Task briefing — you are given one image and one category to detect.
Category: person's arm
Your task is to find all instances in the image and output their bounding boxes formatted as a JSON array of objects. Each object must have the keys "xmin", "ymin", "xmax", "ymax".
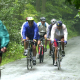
[
  {"xmin": 46, "ymin": 22, "xmax": 49, "ymax": 32},
  {"xmin": 63, "ymin": 25, "xmax": 68, "ymax": 41},
  {"xmin": 21, "ymin": 22, "xmax": 26, "ymax": 38},
  {"xmin": 47, "ymin": 25, "xmax": 50, "ymax": 39},
  {"xmin": 51, "ymin": 25, "xmax": 56, "ymax": 41},
  {"xmin": 33, "ymin": 24, "xmax": 39, "ymax": 40},
  {"xmin": 22, "ymin": 24, "xmax": 27, "ymax": 40}
]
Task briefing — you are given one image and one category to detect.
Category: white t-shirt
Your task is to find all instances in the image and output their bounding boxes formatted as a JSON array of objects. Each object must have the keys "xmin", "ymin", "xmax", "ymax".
[{"xmin": 51, "ymin": 24, "xmax": 68, "ymax": 41}]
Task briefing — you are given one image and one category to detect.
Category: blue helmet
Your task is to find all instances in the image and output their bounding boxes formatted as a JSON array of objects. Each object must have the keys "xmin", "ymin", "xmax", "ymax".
[{"xmin": 56, "ymin": 21, "xmax": 62, "ymax": 26}]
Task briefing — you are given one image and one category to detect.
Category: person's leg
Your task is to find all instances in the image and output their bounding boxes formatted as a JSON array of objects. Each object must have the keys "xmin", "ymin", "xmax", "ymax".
[
  {"xmin": 38, "ymin": 40, "xmax": 41, "ymax": 53},
  {"xmin": 23, "ymin": 41, "xmax": 28, "ymax": 56},
  {"xmin": 61, "ymin": 38, "xmax": 64, "ymax": 50},
  {"xmin": 49, "ymin": 40, "xmax": 51, "ymax": 56},
  {"xmin": 32, "ymin": 43, "xmax": 37, "ymax": 65},
  {"xmin": 61, "ymin": 38, "xmax": 65, "ymax": 56},
  {"xmin": 44, "ymin": 34, "xmax": 47, "ymax": 52},
  {"xmin": 54, "ymin": 39, "xmax": 58, "ymax": 66},
  {"xmin": 54, "ymin": 47, "xmax": 57, "ymax": 62}
]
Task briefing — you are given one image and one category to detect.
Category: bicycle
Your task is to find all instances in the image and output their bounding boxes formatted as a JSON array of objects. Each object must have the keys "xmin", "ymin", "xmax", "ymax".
[
  {"xmin": 51, "ymin": 41, "xmax": 65, "ymax": 70},
  {"xmin": 51, "ymin": 42, "xmax": 55, "ymax": 65},
  {"xmin": 38, "ymin": 30, "xmax": 46, "ymax": 63},
  {"xmin": 57, "ymin": 41, "xmax": 65, "ymax": 70},
  {"xmin": 25, "ymin": 40, "xmax": 34, "ymax": 70}
]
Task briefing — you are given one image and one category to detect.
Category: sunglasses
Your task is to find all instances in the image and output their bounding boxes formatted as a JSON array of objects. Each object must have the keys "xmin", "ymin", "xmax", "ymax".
[{"xmin": 28, "ymin": 21, "xmax": 33, "ymax": 24}]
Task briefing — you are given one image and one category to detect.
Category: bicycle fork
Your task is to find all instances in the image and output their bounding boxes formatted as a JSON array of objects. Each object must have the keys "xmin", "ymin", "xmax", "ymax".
[{"xmin": 39, "ymin": 45, "xmax": 44, "ymax": 55}]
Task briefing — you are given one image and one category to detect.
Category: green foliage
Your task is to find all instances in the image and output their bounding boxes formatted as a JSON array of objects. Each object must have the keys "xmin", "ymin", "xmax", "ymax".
[
  {"xmin": 22, "ymin": 3, "xmax": 38, "ymax": 22},
  {"xmin": 65, "ymin": 0, "xmax": 80, "ymax": 9},
  {"xmin": 2, "ymin": 41, "xmax": 25, "ymax": 65}
]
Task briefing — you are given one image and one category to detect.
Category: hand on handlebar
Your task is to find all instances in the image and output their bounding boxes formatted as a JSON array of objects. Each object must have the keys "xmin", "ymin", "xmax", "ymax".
[
  {"xmin": 64, "ymin": 41, "xmax": 67, "ymax": 44},
  {"xmin": 33, "ymin": 39, "xmax": 37, "ymax": 42}
]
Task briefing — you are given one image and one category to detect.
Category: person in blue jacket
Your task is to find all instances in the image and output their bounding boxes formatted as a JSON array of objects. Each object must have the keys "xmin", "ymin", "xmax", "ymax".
[
  {"xmin": 47, "ymin": 19, "xmax": 57, "ymax": 56},
  {"xmin": 0, "ymin": 20, "xmax": 9, "ymax": 64},
  {"xmin": 22, "ymin": 17, "xmax": 40, "ymax": 65}
]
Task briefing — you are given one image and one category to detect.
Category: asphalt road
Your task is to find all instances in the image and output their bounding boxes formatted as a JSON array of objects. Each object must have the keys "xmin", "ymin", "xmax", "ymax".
[{"xmin": 1, "ymin": 36, "xmax": 80, "ymax": 80}]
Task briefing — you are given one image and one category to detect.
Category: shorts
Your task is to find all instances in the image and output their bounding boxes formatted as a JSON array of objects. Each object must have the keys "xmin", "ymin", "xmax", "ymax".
[
  {"xmin": 54, "ymin": 37, "xmax": 64, "ymax": 47},
  {"xmin": 32, "ymin": 41, "xmax": 37, "ymax": 46}
]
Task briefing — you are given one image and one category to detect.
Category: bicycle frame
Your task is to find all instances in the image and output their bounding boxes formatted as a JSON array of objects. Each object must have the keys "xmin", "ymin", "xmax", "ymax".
[
  {"xmin": 57, "ymin": 41, "xmax": 63, "ymax": 70},
  {"xmin": 51, "ymin": 43, "xmax": 55, "ymax": 65},
  {"xmin": 26, "ymin": 40, "xmax": 33, "ymax": 70},
  {"xmin": 39, "ymin": 37, "xmax": 45, "ymax": 63}
]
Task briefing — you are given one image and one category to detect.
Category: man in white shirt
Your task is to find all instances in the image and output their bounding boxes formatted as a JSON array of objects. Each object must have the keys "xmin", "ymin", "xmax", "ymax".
[{"xmin": 51, "ymin": 21, "xmax": 68, "ymax": 66}]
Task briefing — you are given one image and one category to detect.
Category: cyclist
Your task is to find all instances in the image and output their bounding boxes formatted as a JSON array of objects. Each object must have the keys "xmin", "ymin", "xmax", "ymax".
[
  {"xmin": 0, "ymin": 20, "xmax": 9, "ymax": 65},
  {"xmin": 37, "ymin": 17, "xmax": 49, "ymax": 53},
  {"xmin": 22, "ymin": 17, "xmax": 40, "ymax": 65},
  {"xmin": 47, "ymin": 19, "xmax": 57, "ymax": 56},
  {"xmin": 51, "ymin": 21, "xmax": 68, "ymax": 66}
]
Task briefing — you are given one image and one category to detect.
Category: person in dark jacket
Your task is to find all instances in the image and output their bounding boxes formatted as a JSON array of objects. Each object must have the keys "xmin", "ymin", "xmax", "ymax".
[{"xmin": 47, "ymin": 19, "xmax": 57, "ymax": 56}]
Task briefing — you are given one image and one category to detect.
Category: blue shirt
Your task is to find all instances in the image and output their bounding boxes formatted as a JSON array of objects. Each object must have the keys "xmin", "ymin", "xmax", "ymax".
[{"xmin": 22, "ymin": 21, "xmax": 40, "ymax": 40}]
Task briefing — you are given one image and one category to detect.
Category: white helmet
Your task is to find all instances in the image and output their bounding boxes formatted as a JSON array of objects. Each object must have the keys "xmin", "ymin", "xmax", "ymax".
[{"xmin": 51, "ymin": 19, "xmax": 56, "ymax": 24}]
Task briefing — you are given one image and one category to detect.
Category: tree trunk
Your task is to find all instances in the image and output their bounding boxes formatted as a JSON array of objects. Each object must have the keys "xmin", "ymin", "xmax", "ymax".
[
  {"xmin": 41, "ymin": 0, "xmax": 46, "ymax": 14},
  {"xmin": 36, "ymin": 0, "xmax": 40, "ymax": 12}
]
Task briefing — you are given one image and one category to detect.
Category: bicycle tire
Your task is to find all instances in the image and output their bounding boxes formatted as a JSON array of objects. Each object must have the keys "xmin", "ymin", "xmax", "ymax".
[
  {"xmin": 52, "ymin": 47, "xmax": 55, "ymax": 65},
  {"xmin": 39, "ymin": 47, "xmax": 42, "ymax": 63},
  {"xmin": 30, "ymin": 51, "xmax": 33, "ymax": 69},
  {"xmin": 57, "ymin": 51, "xmax": 60, "ymax": 70},
  {"xmin": 27, "ymin": 57, "xmax": 30, "ymax": 70},
  {"xmin": 27, "ymin": 50, "xmax": 32, "ymax": 70},
  {"xmin": 42, "ymin": 46, "xmax": 44, "ymax": 63}
]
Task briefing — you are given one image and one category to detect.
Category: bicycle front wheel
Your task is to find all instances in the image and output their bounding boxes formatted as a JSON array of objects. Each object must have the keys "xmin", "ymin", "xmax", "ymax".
[
  {"xmin": 39, "ymin": 47, "xmax": 42, "ymax": 63},
  {"xmin": 57, "ymin": 51, "xmax": 61, "ymax": 70},
  {"xmin": 27, "ymin": 57, "xmax": 30, "ymax": 70},
  {"xmin": 30, "ymin": 52, "xmax": 33, "ymax": 68}
]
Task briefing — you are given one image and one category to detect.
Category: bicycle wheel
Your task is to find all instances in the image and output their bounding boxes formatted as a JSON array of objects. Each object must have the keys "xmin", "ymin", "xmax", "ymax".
[
  {"xmin": 41, "ymin": 46, "xmax": 44, "ymax": 63},
  {"xmin": 57, "ymin": 51, "xmax": 60, "ymax": 70},
  {"xmin": 52, "ymin": 47, "xmax": 55, "ymax": 65},
  {"xmin": 27, "ymin": 57, "xmax": 30, "ymax": 70},
  {"xmin": 30, "ymin": 51, "xmax": 33, "ymax": 69},
  {"xmin": 27, "ymin": 50, "xmax": 31, "ymax": 70},
  {"xmin": 39, "ymin": 47, "xmax": 42, "ymax": 63}
]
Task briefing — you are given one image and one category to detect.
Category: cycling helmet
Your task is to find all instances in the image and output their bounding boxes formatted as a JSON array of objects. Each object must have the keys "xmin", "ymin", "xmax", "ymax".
[
  {"xmin": 26, "ymin": 17, "xmax": 34, "ymax": 21},
  {"xmin": 40, "ymin": 17, "xmax": 46, "ymax": 21},
  {"xmin": 51, "ymin": 19, "xmax": 56, "ymax": 24},
  {"xmin": 56, "ymin": 21, "xmax": 62, "ymax": 26}
]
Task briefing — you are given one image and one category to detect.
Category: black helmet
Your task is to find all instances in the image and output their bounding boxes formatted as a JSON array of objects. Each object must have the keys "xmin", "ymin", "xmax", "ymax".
[{"xmin": 40, "ymin": 17, "xmax": 46, "ymax": 21}]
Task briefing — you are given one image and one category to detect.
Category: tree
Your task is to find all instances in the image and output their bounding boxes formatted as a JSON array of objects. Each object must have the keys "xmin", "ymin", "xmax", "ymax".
[
  {"xmin": 41, "ymin": 0, "xmax": 46, "ymax": 14},
  {"xmin": 36, "ymin": 0, "xmax": 40, "ymax": 12},
  {"xmin": 65, "ymin": 0, "xmax": 80, "ymax": 9}
]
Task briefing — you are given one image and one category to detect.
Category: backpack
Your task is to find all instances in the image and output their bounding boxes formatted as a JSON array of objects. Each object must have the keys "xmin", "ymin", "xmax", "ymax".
[{"xmin": 39, "ymin": 22, "xmax": 46, "ymax": 27}]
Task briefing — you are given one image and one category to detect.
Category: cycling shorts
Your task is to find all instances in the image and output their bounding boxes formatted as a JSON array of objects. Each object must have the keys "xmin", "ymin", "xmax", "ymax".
[
  {"xmin": 54, "ymin": 37, "xmax": 64, "ymax": 47},
  {"xmin": 32, "ymin": 41, "xmax": 37, "ymax": 46}
]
